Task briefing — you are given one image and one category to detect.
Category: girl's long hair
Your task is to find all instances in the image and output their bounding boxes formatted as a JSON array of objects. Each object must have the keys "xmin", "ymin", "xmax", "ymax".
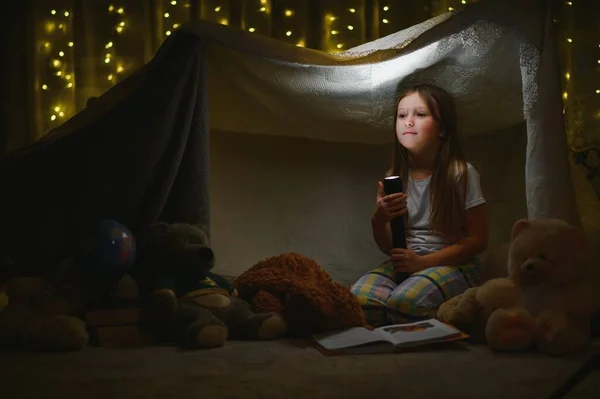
[{"xmin": 389, "ymin": 84, "xmax": 468, "ymax": 240}]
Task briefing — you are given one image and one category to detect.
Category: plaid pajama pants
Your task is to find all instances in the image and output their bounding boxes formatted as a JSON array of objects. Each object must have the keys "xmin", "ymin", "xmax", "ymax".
[{"xmin": 350, "ymin": 259, "xmax": 481, "ymax": 327}]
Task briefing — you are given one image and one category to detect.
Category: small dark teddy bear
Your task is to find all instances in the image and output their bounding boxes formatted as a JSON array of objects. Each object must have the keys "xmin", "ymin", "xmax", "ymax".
[
  {"xmin": 141, "ymin": 221, "xmax": 287, "ymax": 349},
  {"xmin": 235, "ymin": 252, "xmax": 366, "ymax": 338}
]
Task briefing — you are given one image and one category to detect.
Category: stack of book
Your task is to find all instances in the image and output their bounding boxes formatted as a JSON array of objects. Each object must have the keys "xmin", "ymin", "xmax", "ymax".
[{"xmin": 84, "ymin": 304, "xmax": 157, "ymax": 348}]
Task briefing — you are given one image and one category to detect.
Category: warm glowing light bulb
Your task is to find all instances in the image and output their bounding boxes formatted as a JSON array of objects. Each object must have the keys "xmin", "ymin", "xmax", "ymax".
[
  {"xmin": 259, "ymin": 7, "xmax": 266, "ymax": 12},
  {"xmin": 284, "ymin": 9, "xmax": 293, "ymax": 17},
  {"xmin": 51, "ymin": 9, "xmax": 56, "ymax": 15},
  {"xmin": 566, "ymin": 72, "xmax": 571, "ymax": 80},
  {"xmin": 383, "ymin": 6, "xmax": 389, "ymax": 11},
  {"xmin": 347, "ymin": 25, "xmax": 354, "ymax": 30},
  {"xmin": 215, "ymin": 6, "xmax": 221, "ymax": 12},
  {"xmin": 64, "ymin": 11, "xmax": 70, "ymax": 17},
  {"xmin": 117, "ymin": 7, "xmax": 124, "ymax": 14},
  {"xmin": 166, "ymin": 30, "xmax": 172, "ymax": 36},
  {"xmin": 286, "ymin": 31, "xmax": 292, "ymax": 36},
  {"xmin": 108, "ymin": 74, "xmax": 114, "ymax": 81},
  {"xmin": 105, "ymin": 57, "xmax": 111, "ymax": 63},
  {"xmin": 116, "ymin": 65, "xmax": 124, "ymax": 73},
  {"xmin": 349, "ymin": 8, "xmax": 356, "ymax": 13},
  {"xmin": 54, "ymin": 106, "xmax": 60, "ymax": 112},
  {"xmin": 58, "ymin": 51, "xmax": 65, "ymax": 57},
  {"xmin": 567, "ymin": 38, "xmax": 572, "ymax": 42},
  {"xmin": 108, "ymin": 5, "xmax": 114, "ymax": 12},
  {"xmin": 106, "ymin": 42, "xmax": 113, "ymax": 49},
  {"xmin": 68, "ymin": 41, "xmax": 74, "ymax": 47},
  {"xmin": 42, "ymin": 84, "xmax": 48, "ymax": 90},
  {"xmin": 337, "ymin": 43, "xmax": 344, "ymax": 49},
  {"xmin": 248, "ymin": 27, "xmax": 256, "ymax": 32},
  {"xmin": 164, "ymin": 12, "xmax": 170, "ymax": 18},
  {"xmin": 116, "ymin": 26, "xmax": 123, "ymax": 33},
  {"xmin": 382, "ymin": 19, "xmax": 389, "ymax": 23},
  {"xmin": 171, "ymin": 0, "xmax": 177, "ymax": 4},
  {"xmin": 51, "ymin": 115, "xmax": 57, "ymax": 121},
  {"xmin": 67, "ymin": 82, "xmax": 73, "ymax": 88}
]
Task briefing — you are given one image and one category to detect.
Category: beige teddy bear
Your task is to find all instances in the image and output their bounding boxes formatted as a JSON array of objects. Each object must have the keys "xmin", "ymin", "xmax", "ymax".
[{"xmin": 437, "ymin": 218, "xmax": 599, "ymax": 356}]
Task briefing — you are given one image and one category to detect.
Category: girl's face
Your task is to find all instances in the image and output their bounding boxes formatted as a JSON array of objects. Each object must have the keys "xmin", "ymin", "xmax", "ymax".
[{"xmin": 395, "ymin": 92, "xmax": 442, "ymax": 156}]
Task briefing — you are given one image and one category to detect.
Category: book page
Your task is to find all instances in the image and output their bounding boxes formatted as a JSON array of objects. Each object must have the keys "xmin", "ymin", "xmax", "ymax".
[
  {"xmin": 312, "ymin": 327, "xmax": 392, "ymax": 351},
  {"xmin": 375, "ymin": 319, "xmax": 460, "ymax": 347}
]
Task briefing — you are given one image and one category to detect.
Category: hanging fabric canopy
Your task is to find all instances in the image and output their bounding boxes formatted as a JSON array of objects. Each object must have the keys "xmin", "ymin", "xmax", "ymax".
[{"xmin": 0, "ymin": 0, "xmax": 596, "ymax": 283}]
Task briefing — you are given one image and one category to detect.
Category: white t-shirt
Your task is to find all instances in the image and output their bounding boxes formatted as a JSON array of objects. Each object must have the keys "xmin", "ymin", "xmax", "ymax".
[{"xmin": 405, "ymin": 162, "xmax": 486, "ymax": 256}]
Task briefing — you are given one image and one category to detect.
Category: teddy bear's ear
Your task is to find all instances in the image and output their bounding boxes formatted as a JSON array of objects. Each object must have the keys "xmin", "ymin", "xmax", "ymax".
[{"xmin": 511, "ymin": 218, "xmax": 530, "ymax": 240}]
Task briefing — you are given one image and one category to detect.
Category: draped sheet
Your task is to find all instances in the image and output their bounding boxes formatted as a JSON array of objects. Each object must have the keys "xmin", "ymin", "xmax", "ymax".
[
  {"xmin": 191, "ymin": 0, "xmax": 579, "ymax": 225},
  {"xmin": 0, "ymin": 0, "xmax": 594, "ymax": 282}
]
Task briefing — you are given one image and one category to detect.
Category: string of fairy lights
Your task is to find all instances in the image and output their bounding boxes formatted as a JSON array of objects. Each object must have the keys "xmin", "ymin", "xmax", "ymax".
[
  {"xmin": 105, "ymin": 5, "xmax": 128, "ymax": 86},
  {"xmin": 559, "ymin": 0, "xmax": 600, "ymax": 149},
  {"xmin": 278, "ymin": 6, "xmax": 305, "ymax": 48},
  {"xmin": 38, "ymin": 8, "xmax": 75, "ymax": 133},
  {"xmin": 242, "ymin": 0, "xmax": 270, "ymax": 37},
  {"xmin": 323, "ymin": 4, "xmax": 363, "ymax": 53},
  {"xmin": 162, "ymin": 0, "xmax": 191, "ymax": 39},
  {"xmin": 202, "ymin": 0, "xmax": 230, "ymax": 27}
]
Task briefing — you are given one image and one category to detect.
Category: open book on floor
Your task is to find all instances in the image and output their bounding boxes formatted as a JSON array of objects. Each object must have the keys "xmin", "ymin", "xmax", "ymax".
[{"xmin": 312, "ymin": 319, "xmax": 469, "ymax": 355}]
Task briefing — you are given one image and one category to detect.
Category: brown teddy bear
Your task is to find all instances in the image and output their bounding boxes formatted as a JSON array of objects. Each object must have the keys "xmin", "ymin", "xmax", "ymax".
[
  {"xmin": 139, "ymin": 222, "xmax": 287, "ymax": 349},
  {"xmin": 0, "ymin": 276, "xmax": 88, "ymax": 351},
  {"xmin": 235, "ymin": 252, "xmax": 366, "ymax": 338},
  {"xmin": 437, "ymin": 218, "xmax": 599, "ymax": 356}
]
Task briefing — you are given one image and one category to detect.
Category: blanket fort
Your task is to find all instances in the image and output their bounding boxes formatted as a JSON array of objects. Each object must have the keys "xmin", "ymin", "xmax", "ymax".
[{"xmin": 0, "ymin": 0, "xmax": 588, "ymax": 281}]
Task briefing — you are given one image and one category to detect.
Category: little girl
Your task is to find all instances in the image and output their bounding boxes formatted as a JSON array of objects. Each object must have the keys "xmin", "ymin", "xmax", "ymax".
[{"xmin": 351, "ymin": 84, "xmax": 489, "ymax": 327}]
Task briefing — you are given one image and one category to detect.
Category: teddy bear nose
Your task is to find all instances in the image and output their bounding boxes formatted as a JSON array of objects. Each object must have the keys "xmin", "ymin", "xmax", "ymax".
[{"xmin": 521, "ymin": 260, "xmax": 535, "ymax": 273}]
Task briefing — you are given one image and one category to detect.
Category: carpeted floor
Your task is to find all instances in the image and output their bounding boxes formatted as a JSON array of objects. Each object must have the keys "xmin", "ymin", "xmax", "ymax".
[{"xmin": 1, "ymin": 339, "xmax": 598, "ymax": 399}]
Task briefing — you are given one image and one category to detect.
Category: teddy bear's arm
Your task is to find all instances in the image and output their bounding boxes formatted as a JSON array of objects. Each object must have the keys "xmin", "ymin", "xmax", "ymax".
[
  {"xmin": 475, "ymin": 277, "xmax": 521, "ymax": 311},
  {"xmin": 151, "ymin": 276, "xmax": 178, "ymax": 297},
  {"xmin": 437, "ymin": 287, "xmax": 480, "ymax": 329}
]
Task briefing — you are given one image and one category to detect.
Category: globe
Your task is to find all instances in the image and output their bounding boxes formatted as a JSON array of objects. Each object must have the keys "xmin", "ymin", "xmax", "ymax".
[{"xmin": 76, "ymin": 218, "xmax": 137, "ymax": 288}]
